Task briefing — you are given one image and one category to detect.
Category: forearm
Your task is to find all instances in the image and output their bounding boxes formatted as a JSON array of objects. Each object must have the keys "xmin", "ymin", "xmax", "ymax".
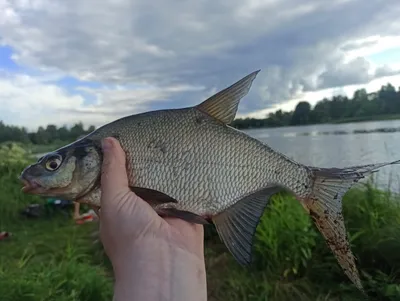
[{"xmin": 111, "ymin": 238, "xmax": 207, "ymax": 301}]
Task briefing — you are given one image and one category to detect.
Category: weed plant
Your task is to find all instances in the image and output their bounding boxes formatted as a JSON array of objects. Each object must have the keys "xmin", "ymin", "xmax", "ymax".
[{"xmin": 1, "ymin": 151, "xmax": 399, "ymax": 300}]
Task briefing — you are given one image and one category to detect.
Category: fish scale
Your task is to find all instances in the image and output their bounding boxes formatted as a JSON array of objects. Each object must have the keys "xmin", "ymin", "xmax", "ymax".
[
  {"xmin": 90, "ymin": 107, "xmax": 303, "ymax": 215},
  {"xmin": 19, "ymin": 69, "xmax": 400, "ymax": 297}
]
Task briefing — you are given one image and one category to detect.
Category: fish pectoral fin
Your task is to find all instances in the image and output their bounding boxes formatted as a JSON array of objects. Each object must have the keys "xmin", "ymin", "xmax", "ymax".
[
  {"xmin": 212, "ymin": 186, "xmax": 281, "ymax": 266},
  {"xmin": 159, "ymin": 208, "xmax": 210, "ymax": 224},
  {"xmin": 130, "ymin": 186, "xmax": 178, "ymax": 205},
  {"xmin": 196, "ymin": 70, "xmax": 260, "ymax": 124}
]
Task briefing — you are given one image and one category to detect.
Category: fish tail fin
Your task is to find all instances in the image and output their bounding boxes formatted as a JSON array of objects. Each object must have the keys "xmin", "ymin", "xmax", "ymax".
[{"xmin": 300, "ymin": 159, "xmax": 400, "ymax": 294}]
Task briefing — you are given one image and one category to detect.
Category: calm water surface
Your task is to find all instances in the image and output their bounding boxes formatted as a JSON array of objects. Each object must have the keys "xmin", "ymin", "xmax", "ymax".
[{"xmin": 243, "ymin": 120, "xmax": 400, "ymax": 193}]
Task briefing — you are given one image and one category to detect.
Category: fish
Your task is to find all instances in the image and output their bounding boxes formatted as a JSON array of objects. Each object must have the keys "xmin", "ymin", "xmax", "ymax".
[{"xmin": 19, "ymin": 70, "xmax": 399, "ymax": 294}]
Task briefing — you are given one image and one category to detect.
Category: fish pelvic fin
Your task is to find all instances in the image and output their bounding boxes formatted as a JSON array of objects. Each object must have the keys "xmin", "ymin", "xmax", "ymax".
[
  {"xmin": 212, "ymin": 185, "xmax": 282, "ymax": 266},
  {"xmin": 196, "ymin": 70, "xmax": 260, "ymax": 124},
  {"xmin": 301, "ymin": 159, "xmax": 400, "ymax": 294}
]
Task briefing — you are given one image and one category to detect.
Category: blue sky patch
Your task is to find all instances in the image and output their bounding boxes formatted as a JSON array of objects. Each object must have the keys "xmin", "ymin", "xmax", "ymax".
[
  {"xmin": 52, "ymin": 76, "xmax": 103, "ymax": 105},
  {"xmin": 0, "ymin": 45, "xmax": 20, "ymax": 71},
  {"xmin": 53, "ymin": 76, "xmax": 103, "ymax": 90},
  {"xmin": 367, "ymin": 47, "xmax": 400, "ymax": 65}
]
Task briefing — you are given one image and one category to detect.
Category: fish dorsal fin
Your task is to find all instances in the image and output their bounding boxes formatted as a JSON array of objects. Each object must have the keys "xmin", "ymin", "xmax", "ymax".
[
  {"xmin": 212, "ymin": 186, "xmax": 281, "ymax": 266},
  {"xmin": 196, "ymin": 70, "xmax": 260, "ymax": 124}
]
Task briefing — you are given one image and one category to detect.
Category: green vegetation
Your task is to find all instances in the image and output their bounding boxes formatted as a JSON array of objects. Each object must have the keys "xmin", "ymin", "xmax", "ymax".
[
  {"xmin": 1, "ymin": 147, "xmax": 400, "ymax": 300},
  {"xmin": 0, "ymin": 121, "xmax": 95, "ymax": 146},
  {"xmin": 232, "ymin": 83, "xmax": 400, "ymax": 129}
]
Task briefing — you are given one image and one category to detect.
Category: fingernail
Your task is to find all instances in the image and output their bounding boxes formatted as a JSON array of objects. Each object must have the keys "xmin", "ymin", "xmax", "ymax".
[{"xmin": 101, "ymin": 138, "xmax": 113, "ymax": 151}]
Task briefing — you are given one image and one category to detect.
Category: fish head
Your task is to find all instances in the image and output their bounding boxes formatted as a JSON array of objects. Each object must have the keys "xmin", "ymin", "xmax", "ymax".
[{"xmin": 19, "ymin": 139, "xmax": 102, "ymax": 200}]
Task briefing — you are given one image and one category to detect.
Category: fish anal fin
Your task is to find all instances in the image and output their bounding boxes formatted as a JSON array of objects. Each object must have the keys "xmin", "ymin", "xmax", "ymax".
[
  {"xmin": 212, "ymin": 186, "xmax": 281, "ymax": 266},
  {"xmin": 196, "ymin": 70, "xmax": 260, "ymax": 124},
  {"xmin": 130, "ymin": 186, "xmax": 178, "ymax": 206},
  {"xmin": 159, "ymin": 208, "xmax": 210, "ymax": 224}
]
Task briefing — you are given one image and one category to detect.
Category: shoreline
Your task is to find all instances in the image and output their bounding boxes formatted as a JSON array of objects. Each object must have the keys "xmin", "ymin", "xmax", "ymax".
[{"xmin": 233, "ymin": 114, "xmax": 400, "ymax": 130}]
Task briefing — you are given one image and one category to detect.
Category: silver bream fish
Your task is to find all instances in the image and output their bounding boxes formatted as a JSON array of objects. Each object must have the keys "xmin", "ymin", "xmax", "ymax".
[{"xmin": 19, "ymin": 70, "xmax": 399, "ymax": 293}]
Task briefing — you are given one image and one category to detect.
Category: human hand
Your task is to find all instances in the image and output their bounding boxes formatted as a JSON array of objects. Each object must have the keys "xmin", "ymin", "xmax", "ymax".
[{"xmin": 98, "ymin": 137, "xmax": 207, "ymax": 301}]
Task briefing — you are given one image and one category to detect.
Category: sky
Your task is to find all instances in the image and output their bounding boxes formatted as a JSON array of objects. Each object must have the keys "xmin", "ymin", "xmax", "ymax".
[{"xmin": 1, "ymin": 0, "xmax": 400, "ymax": 131}]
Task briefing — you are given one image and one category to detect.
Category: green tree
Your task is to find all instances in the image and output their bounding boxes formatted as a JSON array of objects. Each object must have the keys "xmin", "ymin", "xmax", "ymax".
[
  {"xmin": 232, "ymin": 82, "xmax": 400, "ymax": 129},
  {"xmin": 290, "ymin": 101, "xmax": 311, "ymax": 125}
]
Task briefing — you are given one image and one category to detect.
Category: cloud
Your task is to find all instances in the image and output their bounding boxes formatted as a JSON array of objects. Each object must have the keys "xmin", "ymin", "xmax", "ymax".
[
  {"xmin": 63, "ymin": 82, "xmax": 205, "ymax": 117},
  {"xmin": 342, "ymin": 35, "xmax": 400, "ymax": 61},
  {"xmin": 374, "ymin": 65, "xmax": 400, "ymax": 78},
  {"xmin": 0, "ymin": 71, "xmax": 206, "ymax": 131},
  {"xmin": 317, "ymin": 57, "xmax": 372, "ymax": 88},
  {"xmin": 0, "ymin": 0, "xmax": 400, "ymax": 128},
  {"xmin": 316, "ymin": 57, "xmax": 400, "ymax": 89},
  {"xmin": 0, "ymin": 72, "xmax": 84, "ymax": 129}
]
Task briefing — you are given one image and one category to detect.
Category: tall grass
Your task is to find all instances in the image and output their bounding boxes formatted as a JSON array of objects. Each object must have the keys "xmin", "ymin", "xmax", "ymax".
[
  {"xmin": 1, "ymin": 153, "xmax": 400, "ymax": 300},
  {"xmin": 205, "ymin": 184, "xmax": 400, "ymax": 301}
]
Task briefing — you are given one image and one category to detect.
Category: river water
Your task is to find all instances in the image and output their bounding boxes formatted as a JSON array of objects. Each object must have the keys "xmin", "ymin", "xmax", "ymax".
[{"xmin": 244, "ymin": 119, "xmax": 400, "ymax": 193}]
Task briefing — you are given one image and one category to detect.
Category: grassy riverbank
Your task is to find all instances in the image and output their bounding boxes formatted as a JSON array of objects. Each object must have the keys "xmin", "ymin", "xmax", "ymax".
[{"xmin": 1, "ymin": 154, "xmax": 400, "ymax": 300}]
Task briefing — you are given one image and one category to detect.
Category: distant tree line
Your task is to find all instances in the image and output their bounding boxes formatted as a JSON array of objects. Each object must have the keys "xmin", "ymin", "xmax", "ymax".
[
  {"xmin": 1, "ymin": 83, "xmax": 400, "ymax": 144},
  {"xmin": 0, "ymin": 122, "xmax": 96, "ymax": 145},
  {"xmin": 231, "ymin": 83, "xmax": 400, "ymax": 129}
]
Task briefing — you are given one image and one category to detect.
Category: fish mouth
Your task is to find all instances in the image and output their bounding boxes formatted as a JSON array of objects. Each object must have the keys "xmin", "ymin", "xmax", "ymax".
[{"xmin": 20, "ymin": 177, "xmax": 45, "ymax": 194}]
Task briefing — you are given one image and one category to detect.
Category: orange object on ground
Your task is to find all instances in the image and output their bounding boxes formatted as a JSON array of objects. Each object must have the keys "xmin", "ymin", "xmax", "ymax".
[{"xmin": 75, "ymin": 210, "xmax": 98, "ymax": 224}]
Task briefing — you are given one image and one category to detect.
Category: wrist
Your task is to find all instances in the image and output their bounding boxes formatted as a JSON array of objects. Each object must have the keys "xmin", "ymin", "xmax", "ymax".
[{"xmin": 111, "ymin": 236, "xmax": 207, "ymax": 301}]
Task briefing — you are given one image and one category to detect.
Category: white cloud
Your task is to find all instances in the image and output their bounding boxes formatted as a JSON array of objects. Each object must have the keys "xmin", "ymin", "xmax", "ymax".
[
  {"xmin": 0, "ymin": 72, "xmax": 206, "ymax": 131},
  {"xmin": 342, "ymin": 35, "xmax": 400, "ymax": 62},
  {"xmin": 0, "ymin": 0, "xmax": 400, "ymax": 127},
  {"xmin": 0, "ymin": 73, "xmax": 84, "ymax": 129},
  {"xmin": 65, "ymin": 82, "xmax": 205, "ymax": 116}
]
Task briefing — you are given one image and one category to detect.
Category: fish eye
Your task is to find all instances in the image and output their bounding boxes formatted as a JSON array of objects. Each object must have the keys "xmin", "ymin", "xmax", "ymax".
[{"xmin": 45, "ymin": 155, "xmax": 62, "ymax": 171}]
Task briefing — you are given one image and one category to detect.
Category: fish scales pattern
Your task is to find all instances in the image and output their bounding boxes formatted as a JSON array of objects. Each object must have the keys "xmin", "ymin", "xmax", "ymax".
[{"xmin": 89, "ymin": 108, "xmax": 311, "ymax": 215}]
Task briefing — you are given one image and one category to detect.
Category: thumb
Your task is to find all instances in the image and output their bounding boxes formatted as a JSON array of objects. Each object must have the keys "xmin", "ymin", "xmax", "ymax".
[{"xmin": 100, "ymin": 137, "xmax": 131, "ymax": 203}]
